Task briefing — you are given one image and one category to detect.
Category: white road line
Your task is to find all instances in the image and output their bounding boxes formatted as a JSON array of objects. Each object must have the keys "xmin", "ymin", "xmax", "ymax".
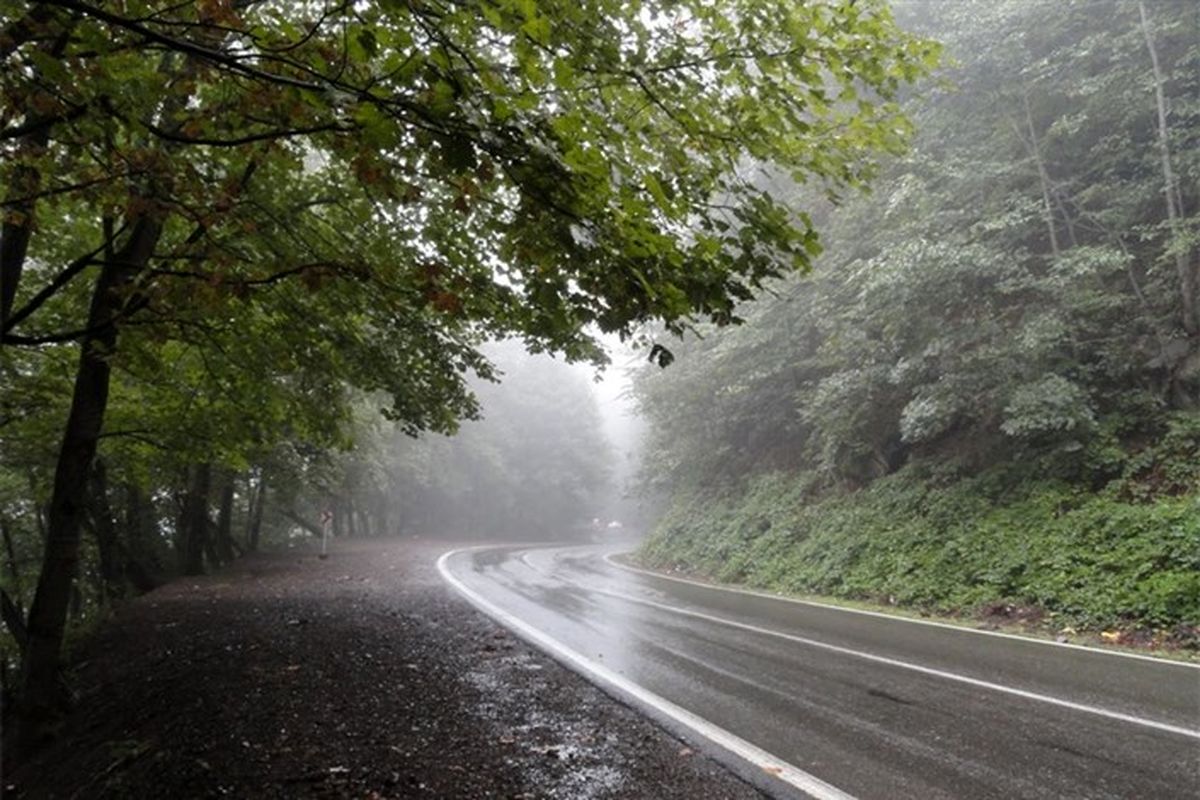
[
  {"xmin": 603, "ymin": 552, "xmax": 1200, "ymax": 669},
  {"xmin": 437, "ymin": 548, "xmax": 857, "ymax": 800},
  {"xmin": 583, "ymin": 582, "xmax": 1200, "ymax": 741}
]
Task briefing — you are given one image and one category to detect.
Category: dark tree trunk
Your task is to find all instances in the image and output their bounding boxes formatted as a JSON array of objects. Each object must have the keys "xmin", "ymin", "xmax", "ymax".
[
  {"xmin": 375, "ymin": 498, "xmax": 389, "ymax": 538},
  {"xmin": 215, "ymin": 476, "xmax": 236, "ymax": 565},
  {"xmin": 18, "ymin": 215, "xmax": 162, "ymax": 738},
  {"xmin": 0, "ymin": 27, "xmax": 67, "ymax": 339},
  {"xmin": 247, "ymin": 472, "xmax": 266, "ymax": 552},
  {"xmin": 68, "ymin": 583, "xmax": 82, "ymax": 622},
  {"xmin": 202, "ymin": 521, "xmax": 220, "ymax": 571},
  {"xmin": 1, "ymin": 588, "xmax": 28, "ymax": 652},
  {"xmin": 27, "ymin": 472, "xmax": 46, "ymax": 545},
  {"xmin": 0, "ymin": 165, "xmax": 38, "ymax": 334},
  {"xmin": 86, "ymin": 458, "xmax": 123, "ymax": 601},
  {"xmin": 122, "ymin": 483, "xmax": 164, "ymax": 589},
  {"xmin": 180, "ymin": 463, "xmax": 212, "ymax": 576},
  {"xmin": 1, "ymin": 516, "xmax": 22, "ymax": 592},
  {"xmin": 332, "ymin": 498, "xmax": 345, "ymax": 539}
]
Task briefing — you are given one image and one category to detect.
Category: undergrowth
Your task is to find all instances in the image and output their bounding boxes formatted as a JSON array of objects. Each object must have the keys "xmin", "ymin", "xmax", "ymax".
[{"xmin": 639, "ymin": 453, "xmax": 1200, "ymax": 632}]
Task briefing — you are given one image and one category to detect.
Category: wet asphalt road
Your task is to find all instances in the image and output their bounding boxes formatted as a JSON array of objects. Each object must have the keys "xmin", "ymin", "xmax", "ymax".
[{"xmin": 441, "ymin": 543, "xmax": 1200, "ymax": 800}]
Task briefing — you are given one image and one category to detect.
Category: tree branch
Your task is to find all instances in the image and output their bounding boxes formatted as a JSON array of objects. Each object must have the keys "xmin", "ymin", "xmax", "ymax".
[
  {"xmin": 0, "ymin": 104, "xmax": 87, "ymax": 141},
  {"xmin": 141, "ymin": 119, "xmax": 351, "ymax": 147},
  {"xmin": 4, "ymin": 225, "xmax": 127, "ymax": 333},
  {"xmin": 38, "ymin": 0, "xmax": 328, "ymax": 92},
  {"xmin": 2, "ymin": 296, "xmax": 149, "ymax": 345},
  {"xmin": 0, "ymin": 4, "xmax": 56, "ymax": 60},
  {"xmin": 0, "ymin": 587, "xmax": 28, "ymax": 651}
]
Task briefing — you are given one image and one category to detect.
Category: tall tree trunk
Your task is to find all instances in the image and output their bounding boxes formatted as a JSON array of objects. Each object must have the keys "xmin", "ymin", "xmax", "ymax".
[
  {"xmin": 1, "ymin": 162, "xmax": 40, "ymax": 334},
  {"xmin": 85, "ymin": 458, "xmax": 122, "ymax": 601},
  {"xmin": 1050, "ymin": 184, "xmax": 1079, "ymax": 248},
  {"xmin": 26, "ymin": 472, "xmax": 46, "ymax": 545},
  {"xmin": 215, "ymin": 475, "xmax": 236, "ymax": 565},
  {"xmin": 179, "ymin": 463, "xmax": 212, "ymax": 576},
  {"xmin": 1, "ymin": 516, "xmax": 27, "ymax": 654},
  {"xmin": 123, "ymin": 483, "xmax": 164, "ymax": 587},
  {"xmin": 18, "ymin": 214, "xmax": 163, "ymax": 736},
  {"xmin": 1139, "ymin": 0, "xmax": 1197, "ymax": 335},
  {"xmin": 247, "ymin": 471, "xmax": 266, "ymax": 552},
  {"xmin": 332, "ymin": 497, "xmax": 345, "ymax": 539},
  {"xmin": 68, "ymin": 583, "xmax": 83, "ymax": 622},
  {"xmin": 375, "ymin": 497, "xmax": 389, "ymax": 538},
  {"xmin": 0, "ymin": 25, "xmax": 70, "ymax": 340},
  {"xmin": 1, "ymin": 516, "xmax": 22, "ymax": 593},
  {"xmin": 202, "ymin": 521, "xmax": 221, "ymax": 571},
  {"xmin": 1021, "ymin": 91, "xmax": 1060, "ymax": 260},
  {"xmin": 2, "ymin": 587, "xmax": 29, "ymax": 653}
]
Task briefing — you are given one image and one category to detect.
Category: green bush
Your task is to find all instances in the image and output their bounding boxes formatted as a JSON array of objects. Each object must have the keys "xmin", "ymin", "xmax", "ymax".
[{"xmin": 638, "ymin": 465, "xmax": 1200, "ymax": 630}]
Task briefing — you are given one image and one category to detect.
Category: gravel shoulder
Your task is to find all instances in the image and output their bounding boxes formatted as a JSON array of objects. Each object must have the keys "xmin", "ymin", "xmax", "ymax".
[{"xmin": 3, "ymin": 538, "xmax": 769, "ymax": 799}]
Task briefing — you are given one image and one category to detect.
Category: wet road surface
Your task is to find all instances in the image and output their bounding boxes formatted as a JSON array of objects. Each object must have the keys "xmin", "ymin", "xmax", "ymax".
[{"xmin": 440, "ymin": 543, "xmax": 1200, "ymax": 800}]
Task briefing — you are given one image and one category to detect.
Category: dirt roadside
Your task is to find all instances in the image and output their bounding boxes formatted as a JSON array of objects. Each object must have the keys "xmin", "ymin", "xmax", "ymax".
[{"xmin": 2, "ymin": 538, "xmax": 770, "ymax": 799}]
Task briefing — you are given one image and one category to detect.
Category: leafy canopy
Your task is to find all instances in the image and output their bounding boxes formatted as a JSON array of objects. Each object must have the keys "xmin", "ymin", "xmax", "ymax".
[{"xmin": 3, "ymin": 0, "xmax": 937, "ymax": 400}]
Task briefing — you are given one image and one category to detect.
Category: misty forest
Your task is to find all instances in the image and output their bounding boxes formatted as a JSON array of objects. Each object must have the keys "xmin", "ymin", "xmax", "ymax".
[
  {"xmin": 0, "ymin": 0, "xmax": 1197, "ymax": 797},
  {"xmin": 635, "ymin": 0, "xmax": 1200, "ymax": 634}
]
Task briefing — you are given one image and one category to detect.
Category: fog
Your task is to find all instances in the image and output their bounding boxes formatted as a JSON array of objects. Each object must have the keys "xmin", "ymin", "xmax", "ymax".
[
  {"xmin": 575, "ymin": 339, "xmax": 653, "ymax": 533},
  {"xmin": 358, "ymin": 339, "xmax": 650, "ymax": 543}
]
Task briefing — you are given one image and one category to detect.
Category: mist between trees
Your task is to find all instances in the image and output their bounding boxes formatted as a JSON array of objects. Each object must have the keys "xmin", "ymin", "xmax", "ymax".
[
  {"xmin": 633, "ymin": 0, "xmax": 1200, "ymax": 638},
  {"xmin": 330, "ymin": 342, "xmax": 616, "ymax": 543}
]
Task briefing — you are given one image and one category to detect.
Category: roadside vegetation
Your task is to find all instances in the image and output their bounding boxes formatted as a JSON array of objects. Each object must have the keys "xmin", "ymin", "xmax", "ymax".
[
  {"xmin": 641, "ymin": 464, "xmax": 1200, "ymax": 638},
  {"xmin": 634, "ymin": 0, "xmax": 1200, "ymax": 642}
]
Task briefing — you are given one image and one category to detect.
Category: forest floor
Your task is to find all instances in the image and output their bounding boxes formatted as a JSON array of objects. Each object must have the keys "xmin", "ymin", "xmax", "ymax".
[{"xmin": 3, "ymin": 538, "xmax": 766, "ymax": 799}]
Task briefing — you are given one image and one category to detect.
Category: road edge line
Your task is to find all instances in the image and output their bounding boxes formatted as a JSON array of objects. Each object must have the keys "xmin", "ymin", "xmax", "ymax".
[
  {"xmin": 603, "ymin": 552, "xmax": 1200, "ymax": 670},
  {"xmin": 436, "ymin": 547, "xmax": 858, "ymax": 800},
  {"xmin": 585, "ymin": 580, "xmax": 1200, "ymax": 741}
]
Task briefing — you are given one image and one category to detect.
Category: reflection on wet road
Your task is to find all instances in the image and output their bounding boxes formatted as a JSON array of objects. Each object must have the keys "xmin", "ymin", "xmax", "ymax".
[{"xmin": 441, "ymin": 543, "xmax": 1200, "ymax": 800}]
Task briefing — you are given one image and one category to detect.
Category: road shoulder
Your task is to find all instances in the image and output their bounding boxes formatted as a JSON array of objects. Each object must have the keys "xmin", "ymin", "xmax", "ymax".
[{"xmin": 4, "ymin": 538, "xmax": 769, "ymax": 799}]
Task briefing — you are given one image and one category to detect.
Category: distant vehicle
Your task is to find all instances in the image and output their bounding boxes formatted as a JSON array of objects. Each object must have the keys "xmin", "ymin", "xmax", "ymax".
[{"xmin": 606, "ymin": 520, "xmax": 623, "ymax": 529}]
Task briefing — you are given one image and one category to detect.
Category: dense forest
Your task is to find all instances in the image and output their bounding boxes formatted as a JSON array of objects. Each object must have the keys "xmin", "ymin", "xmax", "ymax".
[{"xmin": 634, "ymin": 0, "xmax": 1200, "ymax": 637}]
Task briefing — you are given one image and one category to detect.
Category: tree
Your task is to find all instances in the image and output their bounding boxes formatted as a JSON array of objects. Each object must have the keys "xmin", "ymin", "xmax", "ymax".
[
  {"xmin": 633, "ymin": 0, "xmax": 1199, "ymax": 494},
  {"xmin": 630, "ymin": 0, "xmax": 1200, "ymax": 634},
  {"xmin": 0, "ymin": 0, "xmax": 936, "ymax": 737}
]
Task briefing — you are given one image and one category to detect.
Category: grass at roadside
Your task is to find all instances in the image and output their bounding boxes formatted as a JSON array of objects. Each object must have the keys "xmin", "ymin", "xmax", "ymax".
[
  {"xmin": 614, "ymin": 553, "xmax": 1199, "ymax": 664},
  {"xmin": 634, "ymin": 466, "xmax": 1200, "ymax": 661}
]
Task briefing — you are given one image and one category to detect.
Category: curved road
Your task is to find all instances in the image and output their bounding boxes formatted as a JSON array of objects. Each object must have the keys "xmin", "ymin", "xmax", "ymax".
[{"xmin": 439, "ymin": 543, "xmax": 1200, "ymax": 799}]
